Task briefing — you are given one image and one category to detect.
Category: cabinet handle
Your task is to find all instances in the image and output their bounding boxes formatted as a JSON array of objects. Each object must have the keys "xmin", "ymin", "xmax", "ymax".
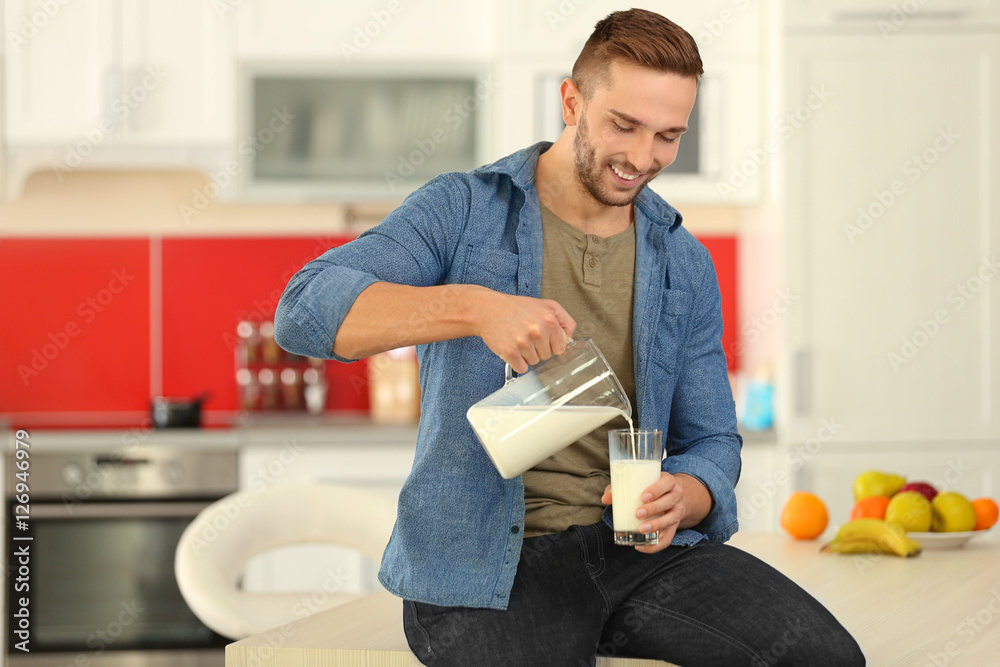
[
  {"xmin": 793, "ymin": 348, "xmax": 812, "ymax": 416},
  {"xmin": 105, "ymin": 67, "xmax": 121, "ymax": 132},
  {"xmin": 127, "ymin": 67, "xmax": 147, "ymax": 133}
]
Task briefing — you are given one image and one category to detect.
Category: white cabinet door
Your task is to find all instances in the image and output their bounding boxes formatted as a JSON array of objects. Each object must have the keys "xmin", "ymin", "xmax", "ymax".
[
  {"xmin": 119, "ymin": 0, "xmax": 235, "ymax": 145},
  {"xmin": 4, "ymin": 0, "xmax": 116, "ymax": 144},
  {"xmin": 783, "ymin": 34, "xmax": 1000, "ymax": 444},
  {"xmin": 786, "ymin": 0, "xmax": 1000, "ymax": 29},
  {"xmin": 4, "ymin": 0, "xmax": 233, "ymax": 147},
  {"xmin": 236, "ymin": 0, "xmax": 491, "ymax": 62},
  {"xmin": 734, "ymin": 436, "xmax": 781, "ymax": 533}
]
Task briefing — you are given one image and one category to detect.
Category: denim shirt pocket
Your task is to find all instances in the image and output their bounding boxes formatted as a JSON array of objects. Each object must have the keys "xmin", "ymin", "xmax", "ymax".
[
  {"xmin": 650, "ymin": 289, "xmax": 692, "ymax": 373},
  {"xmin": 463, "ymin": 245, "xmax": 520, "ymax": 294}
]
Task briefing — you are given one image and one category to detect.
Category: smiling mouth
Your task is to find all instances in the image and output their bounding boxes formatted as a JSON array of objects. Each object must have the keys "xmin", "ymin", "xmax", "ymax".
[
  {"xmin": 611, "ymin": 164, "xmax": 640, "ymax": 181},
  {"xmin": 609, "ymin": 164, "xmax": 646, "ymax": 187}
]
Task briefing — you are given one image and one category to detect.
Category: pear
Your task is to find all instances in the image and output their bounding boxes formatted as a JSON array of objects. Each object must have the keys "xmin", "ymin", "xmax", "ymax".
[{"xmin": 853, "ymin": 470, "xmax": 907, "ymax": 501}]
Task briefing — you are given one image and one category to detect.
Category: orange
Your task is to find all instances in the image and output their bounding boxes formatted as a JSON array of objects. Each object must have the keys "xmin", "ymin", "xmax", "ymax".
[
  {"xmin": 971, "ymin": 497, "xmax": 999, "ymax": 531},
  {"xmin": 849, "ymin": 495, "xmax": 891, "ymax": 521},
  {"xmin": 781, "ymin": 491, "xmax": 829, "ymax": 540}
]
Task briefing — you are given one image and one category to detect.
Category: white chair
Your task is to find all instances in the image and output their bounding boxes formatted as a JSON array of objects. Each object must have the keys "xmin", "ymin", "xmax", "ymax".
[{"xmin": 175, "ymin": 483, "xmax": 397, "ymax": 640}]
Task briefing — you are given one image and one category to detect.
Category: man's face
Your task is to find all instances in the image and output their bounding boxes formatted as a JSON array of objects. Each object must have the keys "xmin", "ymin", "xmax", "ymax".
[{"xmin": 570, "ymin": 61, "xmax": 698, "ymax": 208}]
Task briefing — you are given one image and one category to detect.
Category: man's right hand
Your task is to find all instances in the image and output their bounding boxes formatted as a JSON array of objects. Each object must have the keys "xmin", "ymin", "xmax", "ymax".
[{"xmin": 473, "ymin": 290, "xmax": 576, "ymax": 374}]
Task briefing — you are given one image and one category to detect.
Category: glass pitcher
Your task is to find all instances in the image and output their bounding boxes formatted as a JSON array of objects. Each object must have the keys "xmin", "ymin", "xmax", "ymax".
[{"xmin": 466, "ymin": 338, "xmax": 632, "ymax": 479}]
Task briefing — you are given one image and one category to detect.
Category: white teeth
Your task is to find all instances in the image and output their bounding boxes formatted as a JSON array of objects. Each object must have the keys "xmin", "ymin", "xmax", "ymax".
[{"xmin": 611, "ymin": 165, "xmax": 639, "ymax": 181}]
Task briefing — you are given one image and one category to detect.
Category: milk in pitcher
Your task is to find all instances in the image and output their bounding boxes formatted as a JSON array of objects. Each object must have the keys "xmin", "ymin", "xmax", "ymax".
[{"xmin": 467, "ymin": 404, "xmax": 625, "ymax": 479}]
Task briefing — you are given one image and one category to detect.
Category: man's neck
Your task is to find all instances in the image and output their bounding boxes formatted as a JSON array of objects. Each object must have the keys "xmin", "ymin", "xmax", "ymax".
[{"xmin": 535, "ymin": 139, "xmax": 634, "ymax": 237}]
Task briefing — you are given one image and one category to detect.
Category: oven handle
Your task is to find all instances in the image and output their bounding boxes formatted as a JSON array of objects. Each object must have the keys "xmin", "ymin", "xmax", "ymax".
[{"xmin": 28, "ymin": 501, "xmax": 217, "ymax": 520}]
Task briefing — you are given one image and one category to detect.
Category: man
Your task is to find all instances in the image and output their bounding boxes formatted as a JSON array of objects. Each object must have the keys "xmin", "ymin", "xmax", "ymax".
[{"xmin": 275, "ymin": 9, "xmax": 864, "ymax": 666}]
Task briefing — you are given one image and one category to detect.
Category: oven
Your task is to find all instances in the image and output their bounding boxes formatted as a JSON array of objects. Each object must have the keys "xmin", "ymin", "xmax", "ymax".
[{"xmin": 5, "ymin": 434, "xmax": 238, "ymax": 667}]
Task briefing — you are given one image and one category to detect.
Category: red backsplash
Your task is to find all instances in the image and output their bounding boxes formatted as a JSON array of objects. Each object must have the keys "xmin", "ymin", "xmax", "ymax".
[
  {"xmin": 1, "ymin": 234, "xmax": 736, "ymax": 429},
  {"xmin": 160, "ymin": 236, "xmax": 369, "ymax": 414},
  {"xmin": 0, "ymin": 238, "xmax": 152, "ymax": 416}
]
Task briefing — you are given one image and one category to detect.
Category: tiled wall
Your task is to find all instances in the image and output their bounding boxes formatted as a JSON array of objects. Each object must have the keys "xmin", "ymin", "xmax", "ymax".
[{"xmin": 1, "ymin": 234, "xmax": 737, "ymax": 429}]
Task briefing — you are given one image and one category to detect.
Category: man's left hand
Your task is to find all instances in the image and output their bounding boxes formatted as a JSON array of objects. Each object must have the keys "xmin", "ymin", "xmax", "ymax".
[{"xmin": 601, "ymin": 472, "xmax": 711, "ymax": 554}]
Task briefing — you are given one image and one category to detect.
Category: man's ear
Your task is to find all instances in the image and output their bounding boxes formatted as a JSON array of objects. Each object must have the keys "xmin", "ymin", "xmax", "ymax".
[{"xmin": 560, "ymin": 78, "xmax": 584, "ymax": 127}]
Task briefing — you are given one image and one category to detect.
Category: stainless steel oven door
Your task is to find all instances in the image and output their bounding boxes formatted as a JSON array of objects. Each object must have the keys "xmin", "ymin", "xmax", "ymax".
[{"xmin": 7, "ymin": 500, "xmax": 227, "ymax": 667}]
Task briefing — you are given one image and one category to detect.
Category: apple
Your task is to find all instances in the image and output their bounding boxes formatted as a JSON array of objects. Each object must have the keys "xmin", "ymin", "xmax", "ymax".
[
  {"xmin": 897, "ymin": 481, "xmax": 938, "ymax": 503},
  {"xmin": 885, "ymin": 491, "xmax": 932, "ymax": 532},
  {"xmin": 931, "ymin": 492, "xmax": 977, "ymax": 532}
]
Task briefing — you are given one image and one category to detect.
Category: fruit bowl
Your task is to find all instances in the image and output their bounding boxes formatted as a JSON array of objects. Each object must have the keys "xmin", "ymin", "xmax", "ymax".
[{"xmin": 907, "ymin": 529, "xmax": 993, "ymax": 549}]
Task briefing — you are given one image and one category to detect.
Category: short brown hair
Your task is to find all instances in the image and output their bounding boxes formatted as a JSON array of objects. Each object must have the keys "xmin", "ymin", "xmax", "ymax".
[{"xmin": 572, "ymin": 8, "xmax": 703, "ymax": 99}]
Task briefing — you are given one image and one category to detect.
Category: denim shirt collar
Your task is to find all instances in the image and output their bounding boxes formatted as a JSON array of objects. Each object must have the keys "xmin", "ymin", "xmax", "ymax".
[{"xmin": 476, "ymin": 141, "xmax": 685, "ymax": 233}]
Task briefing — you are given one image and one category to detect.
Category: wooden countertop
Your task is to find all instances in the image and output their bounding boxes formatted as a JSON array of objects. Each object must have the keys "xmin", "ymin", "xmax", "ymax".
[
  {"xmin": 226, "ymin": 531, "xmax": 1000, "ymax": 666},
  {"xmin": 729, "ymin": 531, "xmax": 1000, "ymax": 664}
]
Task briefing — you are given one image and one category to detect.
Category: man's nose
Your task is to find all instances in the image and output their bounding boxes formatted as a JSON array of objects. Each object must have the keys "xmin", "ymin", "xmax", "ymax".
[{"xmin": 626, "ymin": 134, "xmax": 657, "ymax": 173}]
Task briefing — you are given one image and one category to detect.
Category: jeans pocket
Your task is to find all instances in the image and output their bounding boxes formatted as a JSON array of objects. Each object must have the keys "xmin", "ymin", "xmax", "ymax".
[{"xmin": 402, "ymin": 600, "xmax": 435, "ymax": 665}]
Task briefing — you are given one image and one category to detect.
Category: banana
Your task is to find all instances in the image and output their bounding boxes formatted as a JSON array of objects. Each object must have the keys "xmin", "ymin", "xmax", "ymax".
[{"xmin": 820, "ymin": 518, "xmax": 922, "ymax": 558}]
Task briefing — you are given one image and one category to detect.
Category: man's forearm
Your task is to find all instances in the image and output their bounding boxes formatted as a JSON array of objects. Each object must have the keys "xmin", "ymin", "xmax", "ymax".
[
  {"xmin": 333, "ymin": 280, "xmax": 576, "ymax": 371},
  {"xmin": 333, "ymin": 282, "xmax": 484, "ymax": 360}
]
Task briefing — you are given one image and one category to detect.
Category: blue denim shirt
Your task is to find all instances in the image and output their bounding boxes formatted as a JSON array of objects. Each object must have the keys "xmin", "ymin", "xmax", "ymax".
[{"xmin": 274, "ymin": 142, "xmax": 742, "ymax": 610}]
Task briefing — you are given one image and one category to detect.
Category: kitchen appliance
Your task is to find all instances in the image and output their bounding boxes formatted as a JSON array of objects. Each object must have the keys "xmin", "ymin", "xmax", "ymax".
[
  {"xmin": 5, "ymin": 434, "xmax": 238, "ymax": 666},
  {"xmin": 150, "ymin": 394, "xmax": 209, "ymax": 428},
  {"xmin": 240, "ymin": 64, "xmax": 491, "ymax": 201}
]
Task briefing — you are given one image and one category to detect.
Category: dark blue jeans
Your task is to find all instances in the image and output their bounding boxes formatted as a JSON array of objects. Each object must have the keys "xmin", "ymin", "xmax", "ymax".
[{"xmin": 402, "ymin": 522, "xmax": 865, "ymax": 666}]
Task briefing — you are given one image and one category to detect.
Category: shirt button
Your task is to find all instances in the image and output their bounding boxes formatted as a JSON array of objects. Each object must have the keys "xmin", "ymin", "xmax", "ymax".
[
  {"xmin": 588, "ymin": 258, "xmax": 597, "ymax": 268},
  {"xmin": 592, "ymin": 235, "xmax": 601, "ymax": 243},
  {"xmin": 510, "ymin": 525, "xmax": 520, "ymax": 534}
]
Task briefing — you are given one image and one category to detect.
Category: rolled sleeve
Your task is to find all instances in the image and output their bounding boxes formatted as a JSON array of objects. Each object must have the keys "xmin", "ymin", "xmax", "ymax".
[
  {"xmin": 273, "ymin": 174, "xmax": 470, "ymax": 361},
  {"xmin": 275, "ymin": 265, "xmax": 381, "ymax": 361},
  {"xmin": 665, "ymin": 446, "xmax": 741, "ymax": 542}
]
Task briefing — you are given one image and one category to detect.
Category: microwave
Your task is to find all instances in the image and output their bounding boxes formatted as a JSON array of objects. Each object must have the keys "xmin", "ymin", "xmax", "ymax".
[{"xmin": 239, "ymin": 64, "xmax": 492, "ymax": 202}]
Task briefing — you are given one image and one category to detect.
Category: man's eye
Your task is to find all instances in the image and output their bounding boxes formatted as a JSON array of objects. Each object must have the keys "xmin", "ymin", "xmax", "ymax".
[
  {"xmin": 659, "ymin": 135, "xmax": 678, "ymax": 144},
  {"xmin": 613, "ymin": 123, "xmax": 631, "ymax": 133}
]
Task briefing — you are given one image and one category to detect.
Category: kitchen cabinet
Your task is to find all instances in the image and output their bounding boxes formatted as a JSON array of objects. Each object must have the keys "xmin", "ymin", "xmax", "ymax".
[
  {"xmin": 4, "ymin": 0, "xmax": 114, "ymax": 143},
  {"xmin": 235, "ymin": 0, "xmax": 492, "ymax": 62},
  {"xmin": 5, "ymin": 0, "xmax": 233, "ymax": 145},
  {"xmin": 116, "ymin": 1, "xmax": 235, "ymax": 146},
  {"xmin": 781, "ymin": 33, "xmax": 1000, "ymax": 444},
  {"xmin": 786, "ymin": 0, "xmax": 1000, "ymax": 29},
  {"xmin": 238, "ymin": 424, "xmax": 417, "ymax": 597},
  {"xmin": 733, "ymin": 432, "xmax": 781, "ymax": 533},
  {"xmin": 3, "ymin": 0, "xmax": 234, "ymax": 195},
  {"xmin": 496, "ymin": 0, "xmax": 763, "ymax": 59}
]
